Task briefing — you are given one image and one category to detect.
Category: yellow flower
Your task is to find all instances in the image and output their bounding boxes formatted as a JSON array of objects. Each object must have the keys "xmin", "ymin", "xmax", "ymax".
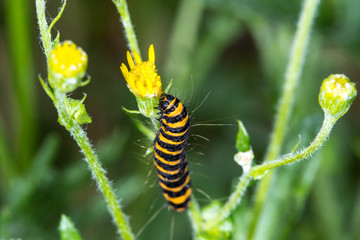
[
  {"xmin": 48, "ymin": 41, "xmax": 88, "ymax": 92},
  {"xmin": 120, "ymin": 45, "xmax": 162, "ymax": 98}
]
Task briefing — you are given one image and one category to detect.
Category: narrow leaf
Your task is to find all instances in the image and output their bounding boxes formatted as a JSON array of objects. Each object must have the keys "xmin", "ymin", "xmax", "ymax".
[
  {"xmin": 59, "ymin": 214, "xmax": 82, "ymax": 240},
  {"xmin": 235, "ymin": 120, "xmax": 250, "ymax": 152}
]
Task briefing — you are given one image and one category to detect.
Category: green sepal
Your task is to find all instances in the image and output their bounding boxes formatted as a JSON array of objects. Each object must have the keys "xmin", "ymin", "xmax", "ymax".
[
  {"xmin": 199, "ymin": 201, "xmax": 233, "ymax": 240},
  {"xmin": 135, "ymin": 95, "xmax": 160, "ymax": 118},
  {"xmin": 39, "ymin": 75, "xmax": 55, "ymax": 102},
  {"xmin": 122, "ymin": 107, "xmax": 141, "ymax": 115},
  {"xmin": 79, "ymin": 75, "xmax": 91, "ymax": 87},
  {"xmin": 53, "ymin": 32, "xmax": 60, "ymax": 49},
  {"xmin": 59, "ymin": 214, "xmax": 82, "ymax": 240},
  {"xmin": 235, "ymin": 120, "xmax": 250, "ymax": 152}
]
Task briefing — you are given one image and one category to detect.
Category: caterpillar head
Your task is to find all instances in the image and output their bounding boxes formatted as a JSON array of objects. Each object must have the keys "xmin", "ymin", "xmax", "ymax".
[{"xmin": 159, "ymin": 93, "xmax": 175, "ymax": 111}]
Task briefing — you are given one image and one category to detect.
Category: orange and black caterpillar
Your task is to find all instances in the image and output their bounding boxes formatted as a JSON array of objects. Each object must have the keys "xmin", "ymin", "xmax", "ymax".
[{"xmin": 153, "ymin": 93, "xmax": 191, "ymax": 212}]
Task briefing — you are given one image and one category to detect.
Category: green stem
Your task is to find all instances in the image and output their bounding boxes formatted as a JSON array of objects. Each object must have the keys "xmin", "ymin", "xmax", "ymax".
[
  {"xmin": 265, "ymin": 0, "xmax": 320, "ymax": 163},
  {"xmin": 112, "ymin": 0, "xmax": 140, "ymax": 55},
  {"xmin": 203, "ymin": 171, "xmax": 251, "ymax": 230},
  {"xmin": 6, "ymin": 0, "xmax": 36, "ymax": 170},
  {"xmin": 35, "ymin": 0, "xmax": 52, "ymax": 59},
  {"xmin": 35, "ymin": 0, "xmax": 135, "ymax": 238},
  {"xmin": 54, "ymin": 91, "xmax": 135, "ymax": 240},
  {"xmin": 250, "ymin": 0, "xmax": 320, "ymax": 237},
  {"xmin": 0, "ymin": 117, "xmax": 15, "ymax": 191},
  {"xmin": 188, "ymin": 196, "xmax": 203, "ymax": 237},
  {"xmin": 203, "ymin": 111, "xmax": 335, "ymax": 232},
  {"xmin": 251, "ymin": 112, "xmax": 335, "ymax": 178},
  {"xmin": 164, "ymin": 0, "xmax": 205, "ymax": 89}
]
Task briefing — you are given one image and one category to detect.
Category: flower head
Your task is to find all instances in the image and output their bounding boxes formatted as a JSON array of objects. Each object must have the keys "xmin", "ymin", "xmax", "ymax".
[
  {"xmin": 319, "ymin": 74, "xmax": 357, "ymax": 119},
  {"xmin": 48, "ymin": 41, "xmax": 88, "ymax": 92},
  {"xmin": 120, "ymin": 45, "xmax": 162, "ymax": 98}
]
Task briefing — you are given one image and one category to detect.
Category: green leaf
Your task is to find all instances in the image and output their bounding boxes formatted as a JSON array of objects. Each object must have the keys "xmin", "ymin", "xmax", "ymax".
[
  {"xmin": 48, "ymin": 0, "xmax": 67, "ymax": 37},
  {"xmin": 66, "ymin": 97, "xmax": 92, "ymax": 125},
  {"xmin": 39, "ymin": 75, "xmax": 55, "ymax": 101},
  {"xmin": 235, "ymin": 120, "xmax": 250, "ymax": 152},
  {"xmin": 59, "ymin": 214, "xmax": 82, "ymax": 240}
]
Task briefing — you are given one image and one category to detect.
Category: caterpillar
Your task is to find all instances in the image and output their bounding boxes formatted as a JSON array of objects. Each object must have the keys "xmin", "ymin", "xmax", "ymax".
[{"xmin": 153, "ymin": 93, "xmax": 191, "ymax": 212}]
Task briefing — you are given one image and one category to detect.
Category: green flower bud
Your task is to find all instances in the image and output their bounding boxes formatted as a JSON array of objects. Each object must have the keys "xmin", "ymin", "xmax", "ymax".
[
  {"xmin": 48, "ymin": 41, "xmax": 88, "ymax": 93},
  {"xmin": 319, "ymin": 74, "xmax": 357, "ymax": 119},
  {"xmin": 234, "ymin": 120, "xmax": 254, "ymax": 173}
]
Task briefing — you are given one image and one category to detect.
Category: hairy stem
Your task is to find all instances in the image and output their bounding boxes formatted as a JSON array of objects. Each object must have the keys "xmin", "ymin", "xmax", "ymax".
[
  {"xmin": 112, "ymin": 0, "xmax": 140, "ymax": 55},
  {"xmin": 203, "ymin": 171, "xmax": 251, "ymax": 230},
  {"xmin": 265, "ymin": 0, "xmax": 320, "ymax": 162},
  {"xmin": 250, "ymin": 0, "xmax": 320, "ymax": 237},
  {"xmin": 164, "ymin": 0, "xmax": 205, "ymax": 89},
  {"xmin": 251, "ymin": 112, "xmax": 336, "ymax": 177},
  {"xmin": 35, "ymin": 0, "xmax": 52, "ymax": 59},
  {"xmin": 35, "ymin": 0, "xmax": 135, "ymax": 238},
  {"xmin": 203, "ymin": 111, "xmax": 335, "ymax": 231},
  {"xmin": 54, "ymin": 91, "xmax": 135, "ymax": 240}
]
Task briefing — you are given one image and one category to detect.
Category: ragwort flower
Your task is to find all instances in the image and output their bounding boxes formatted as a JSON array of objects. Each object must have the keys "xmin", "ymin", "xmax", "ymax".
[{"xmin": 120, "ymin": 44, "xmax": 162, "ymax": 98}]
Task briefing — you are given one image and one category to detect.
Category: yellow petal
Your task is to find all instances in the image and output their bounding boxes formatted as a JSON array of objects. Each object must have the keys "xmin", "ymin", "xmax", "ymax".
[
  {"xmin": 120, "ymin": 64, "xmax": 129, "ymax": 81},
  {"xmin": 133, "ymin": 50, "xmax": 142, "ymax": 64},
  {"xmin": 148, "ymin": 44, "xmax": 155, "ymax": 64},
  {"xmin": 120, "ymin": 44, "xmax": 163, "ymax": 98},
  {"xmin": 127, "ymin": 51, "xmax": 135, "ymax": 69}
]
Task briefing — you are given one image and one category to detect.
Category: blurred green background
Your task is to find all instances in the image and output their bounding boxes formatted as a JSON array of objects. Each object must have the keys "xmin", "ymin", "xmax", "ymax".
[{"xmin": 0, "ymin": 0, "xmax": 359, "ymax": 239}]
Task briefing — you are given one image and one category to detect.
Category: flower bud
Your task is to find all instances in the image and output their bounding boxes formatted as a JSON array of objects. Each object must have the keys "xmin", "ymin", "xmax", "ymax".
[
  {"xmin": 319, "ymin": 74, "xmax": 357, "ymax": 119},
  {"xmin": 234, "ymin": 120, "xmax": 253, "ymax": 173},
  {"xmin": 234, "ymin": 150, "xmax": 254, "ymax": 173},
  {"xmin": 48, "ymin": 41, "xmax": 88, "ymax": 92}
]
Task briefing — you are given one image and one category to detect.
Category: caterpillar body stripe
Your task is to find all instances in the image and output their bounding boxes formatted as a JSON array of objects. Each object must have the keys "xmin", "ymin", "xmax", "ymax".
[{"xmin": 154, "ymin": 93, "xmax": 191, "ymax": 212}]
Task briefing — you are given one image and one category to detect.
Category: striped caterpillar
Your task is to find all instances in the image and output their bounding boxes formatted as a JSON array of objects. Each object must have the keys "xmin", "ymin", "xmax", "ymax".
[{"xmin": 153, "ymin": 93, "xmax": 191, "ymax": 212}]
